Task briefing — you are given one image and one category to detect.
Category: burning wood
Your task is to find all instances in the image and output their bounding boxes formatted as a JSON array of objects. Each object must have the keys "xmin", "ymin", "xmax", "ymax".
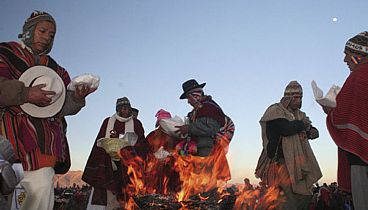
[
  {"xmin": 119, "ymin": 142, "xmax": 285, "ymax": 210},
  {"xmin": 133, "ymin": 194, "xmax": 181, "ymax": 210},
  {"xmin": 133, "ymin": 188, "xmax": 236, "ymax": 210}
]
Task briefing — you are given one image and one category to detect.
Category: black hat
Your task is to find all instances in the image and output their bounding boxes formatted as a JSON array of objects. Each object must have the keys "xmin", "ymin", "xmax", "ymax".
[{"xmin": 179, "ymin": 79, "xmax": 206, "ymax": 99}]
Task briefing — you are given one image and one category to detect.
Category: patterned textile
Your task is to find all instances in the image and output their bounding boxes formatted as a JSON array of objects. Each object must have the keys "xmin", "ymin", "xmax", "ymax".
[
  {"xmin": 215, "ymin": 115, "xmax": 235, "ymax": 148},
  {"xmin": 212, "ymin": 115, "xmax": 234, "ymax": 182},
  {"xmin": 326, "ymin": 63, "xmax": 368, "ymax": 191},
  {"xmin": 0, "ymin": 41, "xmax": 70, "ymax": 171},
  {"xmin": 190, "ymin": 96, "xmax": 225, "ymax": 127},
  {"xmin": 345, "ymin": 31, "xmax": 368, "ymax": 56},
  {"xmin": 284, "ymin": 80, "xmax": 303, "ymax": 97}
]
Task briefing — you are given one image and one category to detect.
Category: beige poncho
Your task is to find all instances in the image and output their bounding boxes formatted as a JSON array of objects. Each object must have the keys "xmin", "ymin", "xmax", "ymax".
[{"xmin": 255, "ymin": 103, "xmax": 322, "ymax": 195}]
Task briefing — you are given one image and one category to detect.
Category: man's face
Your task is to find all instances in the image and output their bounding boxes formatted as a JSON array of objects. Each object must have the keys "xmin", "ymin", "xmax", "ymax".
[
  {"xmin": 118, "ymin": 106, "xmax": 132, "ymax": 118},
  {"xmin": 31, "ymin": 20, "xmax": 55, "ymax": 54},
  {"xmin": 187, "ymin": 94, "xmax": 201, "ymax": 108},
  {"xmin": 289, "ymin": 95, "xmax": 302, "ymax": 111},
  {"xmin": 343, "ymin": 50, "xmax": 362, "ymax": 72}
]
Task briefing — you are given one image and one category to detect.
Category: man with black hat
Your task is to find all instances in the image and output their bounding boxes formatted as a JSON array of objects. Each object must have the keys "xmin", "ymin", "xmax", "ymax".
[
  {"xmin": 176, "ymin": 79, "xmax": 234, "ymax": 181},
  {"xmin": 322, "ymin": 31, "xmax": 368, "ymax": 209},
  {"xmin": 83, "ymin": 97, "xmax": 149, "ymax": 209},
  {"xmin": 255, "ymin": 81, "xmax": 322, "ymax": 210},
  {"xmin": 0, "ymin": 11, "xmax": 96, "ymax": 210}
]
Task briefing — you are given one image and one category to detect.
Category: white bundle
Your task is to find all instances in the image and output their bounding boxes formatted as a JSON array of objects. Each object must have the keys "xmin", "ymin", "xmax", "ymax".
[
  {"xmin": 67, "ymin": 73, "xmax": 100, "ymax": 91},
  {"xmin": 311, "ymin": 80, "xmax": 341, "ymax": 107},
  {"xmin": 159, "ymin": 115, "xmax": 185, "ymax": 138}
]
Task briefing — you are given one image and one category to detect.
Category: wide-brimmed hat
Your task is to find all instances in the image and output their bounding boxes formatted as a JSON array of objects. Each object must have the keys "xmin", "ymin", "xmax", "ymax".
[
  {"xmin": 19, "ymin": 66, "xmax": 65, "ymax": 118},
  {"xmin": 179, "ymin": 79, "xmax": 206, "ymax": 99}
]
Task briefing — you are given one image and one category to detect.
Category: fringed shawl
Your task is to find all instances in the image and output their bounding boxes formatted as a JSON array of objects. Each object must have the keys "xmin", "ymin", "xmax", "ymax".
[{"xmin": 255, "ymin": 103, "xmax": 322, "ymax": 195}]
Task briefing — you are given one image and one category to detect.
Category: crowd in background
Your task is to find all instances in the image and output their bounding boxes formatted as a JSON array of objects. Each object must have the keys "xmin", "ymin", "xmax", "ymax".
[
  {"xmin": 54, "ymin": 184, "xmax": 91, "ymax": 210},
  {"xmin": 53, "ymin": 181, "xmax": 355, "ymax": 210}
]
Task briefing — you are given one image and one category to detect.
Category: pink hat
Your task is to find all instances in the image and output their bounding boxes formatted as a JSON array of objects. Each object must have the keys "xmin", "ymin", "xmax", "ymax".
[{"xmin": 155, "ymin": 109, "xmax": 172, "ymax": 126}]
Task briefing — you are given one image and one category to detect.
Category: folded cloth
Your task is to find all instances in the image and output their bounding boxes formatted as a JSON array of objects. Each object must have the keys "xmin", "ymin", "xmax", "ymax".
[
  {"xmin": 96, "ymin": 132, "xmax": 138, "ymax": 160},
  {"xmin": 159, "ymin": 115, "xmax": 185, "ymax": 138},
  {"xmin": 67, "ymin": 73, "xmax": 100, "ymax": 91}
]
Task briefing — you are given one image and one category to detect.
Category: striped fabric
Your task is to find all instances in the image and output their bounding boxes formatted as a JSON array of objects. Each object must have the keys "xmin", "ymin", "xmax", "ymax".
[
  {"xmin": 326, "ymin": 63, "xmax": 368, "ymax": 192},
  {"xmin": 0, "ymin": 41, "xmax": 70, "ymax": 171},
  {"xmin": 215, "ymin": 115, "xmax": 235, "ymax": 147}
]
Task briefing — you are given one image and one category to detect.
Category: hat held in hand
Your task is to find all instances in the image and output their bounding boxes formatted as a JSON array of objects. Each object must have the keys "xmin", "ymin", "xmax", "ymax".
[{"xmin": 19, "ymin": 66, "xmax": 66, "ymax": 118}]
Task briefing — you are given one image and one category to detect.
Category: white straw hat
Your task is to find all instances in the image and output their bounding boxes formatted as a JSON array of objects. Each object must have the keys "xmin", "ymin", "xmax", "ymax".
[{"xmin": 19, "ymin": 66, "xmax": 66, "ymax": 118}]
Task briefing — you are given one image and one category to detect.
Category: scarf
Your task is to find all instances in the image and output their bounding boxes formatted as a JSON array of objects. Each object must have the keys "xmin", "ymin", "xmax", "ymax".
[{"xmin": 105, "ymin": 113, "xmax": 134, "ymax": 138}]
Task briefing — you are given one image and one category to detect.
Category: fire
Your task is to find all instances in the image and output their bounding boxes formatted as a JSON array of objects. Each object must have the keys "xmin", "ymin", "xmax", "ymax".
[
  {"xmin": 174, "ymin": 143, "xmax": 231, "ymax": 202},
  {"xmin": 117, "ymin": 141, "xmax": 287, "ymax": 209},
  {"xmin": 234, "ymin": 162, "xmax": 288, "ymax": 210}
]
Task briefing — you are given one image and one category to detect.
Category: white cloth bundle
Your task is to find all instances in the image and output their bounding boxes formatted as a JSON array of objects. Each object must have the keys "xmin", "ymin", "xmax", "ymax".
[
  {"xmin": 311, "ymin": 80, "xmax": 341, "ymax": 107},
  {"xmin": 67, "ymin": 73, "xmax": 100, "ymax": 91},
  {"xmin": 159, "ymin": 115, "xmax": 185, "ymax": 138}
]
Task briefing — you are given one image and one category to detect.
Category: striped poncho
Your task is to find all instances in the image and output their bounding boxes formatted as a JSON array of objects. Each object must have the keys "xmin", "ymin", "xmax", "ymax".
[
  {"xmin": 0, "ymin": 41, "xmax": 70, "ymax": 171},
  {"xmin": 326, "ymin": 63, "xmax": 368, "ymax": 192}
]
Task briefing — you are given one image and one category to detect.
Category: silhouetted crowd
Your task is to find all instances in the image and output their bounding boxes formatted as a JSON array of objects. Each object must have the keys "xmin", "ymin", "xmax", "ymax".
[
  {"xmin": 310, "ymin": 182, "xmax": 354, "ymax": 210},
  {"xmin": 54, "ymin": 184, "xmax": 91, "ymax": 210}
]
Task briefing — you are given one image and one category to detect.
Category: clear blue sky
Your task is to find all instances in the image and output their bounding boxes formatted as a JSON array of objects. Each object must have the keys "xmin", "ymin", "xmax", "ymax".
[{"xmin": 1, "ymin": 0, "xmax": 367, "ymax": 184}]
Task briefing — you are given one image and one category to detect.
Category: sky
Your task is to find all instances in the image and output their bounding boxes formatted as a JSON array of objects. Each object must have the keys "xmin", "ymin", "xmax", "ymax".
[{"xmin": 1, "ymin": 0, "xmax": 368, "ymax": 185}]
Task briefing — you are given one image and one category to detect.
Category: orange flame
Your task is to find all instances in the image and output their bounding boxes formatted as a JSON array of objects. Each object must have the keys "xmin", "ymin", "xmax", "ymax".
[
  {"xmin": 174, "ymin": 143, "xmax": 231, "ymax": 201},
  {"xmin": 234, "ymin": 161, "xmax": 288, "ymax": 210}
]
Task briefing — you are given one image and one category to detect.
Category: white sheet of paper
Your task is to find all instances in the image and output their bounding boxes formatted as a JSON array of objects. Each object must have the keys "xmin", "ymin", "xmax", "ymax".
[{"xmin": 311, "ymin": 80, "xmax": 341, "ymax": 107}]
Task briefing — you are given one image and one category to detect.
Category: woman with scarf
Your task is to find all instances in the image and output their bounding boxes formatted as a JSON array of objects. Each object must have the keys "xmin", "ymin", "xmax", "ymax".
[{"xmin": 82, "ymin": 97, "xmax": 149, "ymax": 210}]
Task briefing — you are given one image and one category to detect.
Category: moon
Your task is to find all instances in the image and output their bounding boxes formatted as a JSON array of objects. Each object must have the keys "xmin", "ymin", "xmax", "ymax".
[{"xmin": 332, "ymin": 17, "xmax": 338, "ymax": 22}]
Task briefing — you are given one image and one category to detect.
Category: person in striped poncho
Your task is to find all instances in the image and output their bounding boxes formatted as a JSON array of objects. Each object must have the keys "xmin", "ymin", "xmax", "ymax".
[
  {"xmin": 322, "ymin": 31, "xmax": 368, "ymax": 210},
  {"xmin": 0, "ymin": 11, "xmax": 95, "ymax": 210}
]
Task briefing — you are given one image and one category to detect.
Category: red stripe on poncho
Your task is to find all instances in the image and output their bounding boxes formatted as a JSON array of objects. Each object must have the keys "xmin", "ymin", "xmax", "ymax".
[{"xmin": 326, "ymin": 63, "xmax": 368, "ymax": 192}]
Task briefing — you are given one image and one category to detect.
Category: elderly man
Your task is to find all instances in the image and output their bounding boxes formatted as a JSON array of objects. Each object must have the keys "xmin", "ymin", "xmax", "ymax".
[
  {"xmin": 83, "ymin": 97, "xmax": 149, "ymax": 210},
  {"xmin": 176, "ymin": 79, "xmax": 234, "ymax": 182},
  {"xmin": 0, "ymin": 11, "xmax": 95, "ymax": 210},
  {"xmin": 255, "ymin": 81, "xmax": 322, "ymax": 210},
  {"xmin": 322, "ymin": 32, "xmax": 368, "ymax": 209}
]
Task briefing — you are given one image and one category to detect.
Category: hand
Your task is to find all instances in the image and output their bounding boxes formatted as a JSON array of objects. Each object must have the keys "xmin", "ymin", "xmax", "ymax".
[
  {"xmin": 308, "ymin": 127, "xmax": 319, "ymax": 139},
  {"xmin": 26, "ymin": 84, "xmax": 55, "ymax": 107},
  {"xmin": 175, "ymin": 125, "xmax": 189, "ymax": 136},
  {"xmin": 302, "ymin": 119, "xmax": 311, "ymax": 131},
  {"xmin": 73, "ymin": 84, "xmax": 97, "ymax": 101}
]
